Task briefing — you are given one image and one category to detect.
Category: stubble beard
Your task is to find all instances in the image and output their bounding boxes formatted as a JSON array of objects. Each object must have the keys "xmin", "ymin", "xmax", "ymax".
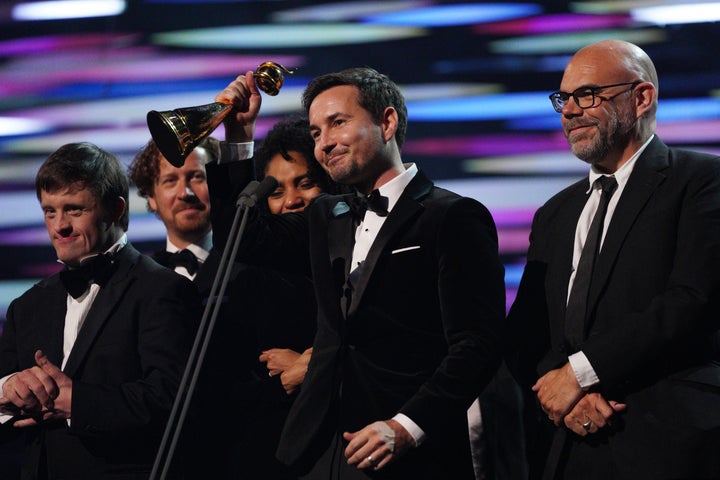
[{"xmin": 570, "ymin": 107, "xmax": 635, "ymax": 165}]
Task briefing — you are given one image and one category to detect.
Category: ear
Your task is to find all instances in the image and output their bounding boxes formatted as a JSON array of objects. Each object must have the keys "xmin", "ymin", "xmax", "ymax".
[
  {"xmin": 107, "ymin": 196, "xmax": 126, "ymax": 225},
  {"xmin": 634, "ymin": 81, "xmax": 655, "ymax": 118},
  {"xmin": 380, "ymin": 106, "xmax": 398, "ymax": 144},
  {"xmin": 147, "ymin": 195, "xmax": 158, "ymax": 213}
]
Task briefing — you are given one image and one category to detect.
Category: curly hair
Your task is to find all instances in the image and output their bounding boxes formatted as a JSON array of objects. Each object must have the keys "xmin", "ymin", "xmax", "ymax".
[
  {"xmin": 128, "ymin": 137, "xmax": 220, "ymax": 208},
  {"xmin": 255, "ymin": 115, "xmax": 338, "ymax": 194},
  {"xmin": 301, "ymin": 67, "xmax": 407, "ymax": 149}
]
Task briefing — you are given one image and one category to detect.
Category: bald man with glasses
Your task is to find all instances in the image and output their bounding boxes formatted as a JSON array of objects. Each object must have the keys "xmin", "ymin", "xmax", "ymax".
[{"xmin": 507, "ymin": 39, "xmax": 720, "ymax": 480}]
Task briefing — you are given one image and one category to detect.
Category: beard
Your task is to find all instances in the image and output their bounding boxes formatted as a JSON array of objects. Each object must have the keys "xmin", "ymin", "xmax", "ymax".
[{"xmin": 567, "ymin": 105, "xmax": 636, "ymax": 165}]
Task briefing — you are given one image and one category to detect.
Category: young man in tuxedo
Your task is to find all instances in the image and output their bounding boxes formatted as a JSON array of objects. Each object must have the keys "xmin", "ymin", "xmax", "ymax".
[
  {"xmin": 507, "ymin": 40, "xmax": 720, "ymax": 479},
  {"xmin": 218, "ymin": 67, "xmax": 506, "ymax": 479},
  {"xmin": 0, "ymin": 142, "xmax": 200, "ymax": 480}
]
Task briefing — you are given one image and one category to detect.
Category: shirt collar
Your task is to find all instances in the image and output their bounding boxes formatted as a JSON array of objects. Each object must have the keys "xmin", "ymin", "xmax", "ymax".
[
  {"xmin": 166, "ymin": 231, "xmax": 212, "ymax": 263},
  {"xmin": 587, "ymin": 134, "xmax": 654, "ymax": 193},
  {"xmin": 373, "ymin": 163, "xmax": 418, "ymax": 213}
]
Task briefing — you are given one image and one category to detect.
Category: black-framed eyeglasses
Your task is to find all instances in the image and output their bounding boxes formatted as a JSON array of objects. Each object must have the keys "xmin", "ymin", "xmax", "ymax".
[{"xmin": 549, "ymin": 81, "xmax": 641, "ymax": 113}]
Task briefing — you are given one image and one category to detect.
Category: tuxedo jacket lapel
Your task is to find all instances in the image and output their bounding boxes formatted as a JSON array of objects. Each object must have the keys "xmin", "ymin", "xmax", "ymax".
[
  {"xmin": 347, "ymin": 173, "xmax": 432, "ymax": 318},
  {"xmin": 327, "ymin": 200, "xmax": 356, "ymax": 279},
  {"xmin": 62, "ymin": 247, "xmax": 136, "ymax": 376}
]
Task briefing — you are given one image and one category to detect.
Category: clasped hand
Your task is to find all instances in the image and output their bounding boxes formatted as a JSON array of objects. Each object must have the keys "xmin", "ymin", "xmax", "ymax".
[
  {"xmin": 0, "ymin": 350, "xmax": 72, "ymax": 427},
  {"xmin": 344, "ymin": 419, "xmax": 414, "ymax": 472},
  {"xmin": 533, "ymin": 363, "xmax": 626, "ymax": 436}
]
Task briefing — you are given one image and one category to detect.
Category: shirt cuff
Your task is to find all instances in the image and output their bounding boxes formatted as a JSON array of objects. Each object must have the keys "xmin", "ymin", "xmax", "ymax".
[
  {"xmin": 392, "ymin": 413, "xmax": 426, "ymax": 446},
  {"xmin": 0, "ymin": 374, "xmax": 15, "ymax": 424},
  {"xmin": 568, "ymin": 351, "xmax": 600, "ymax": 389},
  {"xmin": 218, "ymin": 141, "xmax": 253, "ymax": 164}
]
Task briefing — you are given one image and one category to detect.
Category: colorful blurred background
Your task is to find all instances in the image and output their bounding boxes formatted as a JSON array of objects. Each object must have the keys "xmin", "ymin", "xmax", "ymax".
[{"xmin": 2, "ymin": 0, "xmax": 720, "ymax": 326}]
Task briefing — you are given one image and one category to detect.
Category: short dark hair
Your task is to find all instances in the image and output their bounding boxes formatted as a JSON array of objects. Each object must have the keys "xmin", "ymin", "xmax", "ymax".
[
  {"xmin": 128, "ymin": 136, "xmax": 220, "ymax": 204},
  {"xmin": 255, "ymin": 115, "xmax": 338, "ymax": 194},
  {"xmin": 35, "ymin": 142, "xmax": 130, "ymax": 231},
  {"xmin": 301, "ymin": 67, "xmax": 408, "ymax": 149}
]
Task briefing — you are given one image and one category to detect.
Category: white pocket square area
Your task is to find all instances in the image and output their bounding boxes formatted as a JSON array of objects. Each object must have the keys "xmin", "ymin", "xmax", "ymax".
[{"xmin": 391, "ymin": 246, "xmax": 421, "ymax": 254}]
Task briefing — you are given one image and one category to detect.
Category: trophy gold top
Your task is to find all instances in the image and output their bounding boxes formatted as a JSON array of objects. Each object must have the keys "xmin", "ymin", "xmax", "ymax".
[{"xmin": 254, "ymin": 61, "xmax": 296, "ymax": 96}]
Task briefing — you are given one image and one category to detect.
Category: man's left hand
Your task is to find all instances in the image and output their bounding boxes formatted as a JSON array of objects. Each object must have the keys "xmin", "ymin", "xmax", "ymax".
[
  {"xmin": 344, "ymin": 419, "xmax": 413, "ymax": 471},
  {"xmin": 533, "ymin": 362, "xmax": 584, "ymax": 426}
]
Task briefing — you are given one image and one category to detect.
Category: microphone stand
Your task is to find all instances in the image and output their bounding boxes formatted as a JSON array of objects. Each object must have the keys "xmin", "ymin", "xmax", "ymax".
[{"xmin": 150, "ymin": 176, "xmax": 277, "ymax": 480}]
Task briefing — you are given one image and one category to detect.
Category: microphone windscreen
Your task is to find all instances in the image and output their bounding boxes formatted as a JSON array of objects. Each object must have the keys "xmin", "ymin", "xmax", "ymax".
[{"xmin": 253, "ymin": 176, "xmax": 279, "ymax": 202}]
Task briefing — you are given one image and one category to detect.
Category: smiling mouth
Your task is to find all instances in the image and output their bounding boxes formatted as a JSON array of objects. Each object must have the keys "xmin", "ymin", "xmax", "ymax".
[
  {"xmin": 177, "ymin": 206, "xmax": 204, "ymax": 214},
  {"xmin": 567, "ymin": 123, "xmax": 594, "ymax": 135}
]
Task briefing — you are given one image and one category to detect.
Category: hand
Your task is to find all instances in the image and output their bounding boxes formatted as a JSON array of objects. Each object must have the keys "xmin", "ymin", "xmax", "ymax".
[
  {"xmin": 532, "ymin": 362, "xmax": 584, "ymax": 426},
  {"xmin": 259, "ymin": 348, "xmax": 300, "ymax": 376},
  {"xmin": 1, "ymin": 350, "xmax": 59, "ymax": 413},
  {"xmin": 280, "ymin": 347, "xmax": 312, "ymax": 395},
  {"xmin": 214, "ymin": 71, "xmax": 261, "ymax": 143},
  {"xmin": 344, "ymin": 419, "xmax": 413, "ymax": 472},
  {"xmin": 6, "ymin": 351, "xmax": 72, "ymax": 428},
  {"xmin": 563, "ymin": 392, "xmax": 627, "ymax": 436}
]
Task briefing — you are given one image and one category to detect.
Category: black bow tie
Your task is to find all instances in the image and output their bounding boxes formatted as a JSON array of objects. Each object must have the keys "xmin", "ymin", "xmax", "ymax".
[
  {"xmin": 157, "ymin": 249, "xmax": 199, "ymax": 275},
  {"xmin": 59, "ymin": 254, "xmax": 114, "ymax": 299},
  {"xmin": 347, "ymin": 190, "xmax": 389, "ymax": 219}
]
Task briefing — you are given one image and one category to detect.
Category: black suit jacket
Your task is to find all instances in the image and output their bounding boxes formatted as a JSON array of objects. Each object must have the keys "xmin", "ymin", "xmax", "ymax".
[
  {"xmin": 157, "ymin": 244, "xmax": 315, "ymax": 479},
  {"xmin": 236, "ymin": 169, "xmax": 506, "ymax": 479},
  {"xmin": 0, "ymin": 243, "xmax": 199, "ymax": 480},
  {"xmin": 508, "ymin": 137, "xmax": 720, "ymax": 479}
]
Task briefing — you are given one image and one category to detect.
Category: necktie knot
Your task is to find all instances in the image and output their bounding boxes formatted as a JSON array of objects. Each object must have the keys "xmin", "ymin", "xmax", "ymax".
[
  {"xmin": 161, "ymin": 249, "xmax": 199, "ymax": 275},
  {"xmin": 347, "ymin": 190, "xmax": 389, "ymax": 219},
  {"xmin": 596, "ymin": 175, "xmax": 617, "ymax": 197},
  {"xmin": 60, "ymin": 254, "xmax": 113, "ymax": 299}
]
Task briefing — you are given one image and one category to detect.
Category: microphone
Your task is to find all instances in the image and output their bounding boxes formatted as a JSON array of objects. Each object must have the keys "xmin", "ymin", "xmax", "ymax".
[{"xmin": 236, "ymin": 176, "xmax": 278, "ymax": 207}]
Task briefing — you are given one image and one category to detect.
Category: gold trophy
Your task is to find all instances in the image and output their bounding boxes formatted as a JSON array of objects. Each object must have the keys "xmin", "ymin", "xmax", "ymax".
[{"xmin": 147, "ymin": 61, "xmax": 295, "ymax": 167}]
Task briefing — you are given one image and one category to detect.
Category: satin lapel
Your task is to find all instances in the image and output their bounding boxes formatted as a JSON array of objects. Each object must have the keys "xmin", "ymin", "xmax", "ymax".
[
  {"xmin": 586, "ymin": 139, "xmax": 669, "ymax": 322},
  {"xmin": 347, "ymin": 173, "xmax": 432, "ymax": 318},
  {"xmin": 62, "ymin": 247, "xmax": 136, "ymax": 376},
  {"xmin": 327, "ymin": 196, "xmax": 356, "ymax": 279}
]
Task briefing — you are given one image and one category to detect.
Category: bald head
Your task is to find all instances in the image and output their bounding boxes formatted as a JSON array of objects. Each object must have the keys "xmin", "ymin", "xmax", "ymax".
[
  {"xmin": 558, "ymin": 40, "xmax": 659, "ymax": 171},
  {"xmin": 570, "ymin": 40, "xmax": 658, "ymax": 117}
]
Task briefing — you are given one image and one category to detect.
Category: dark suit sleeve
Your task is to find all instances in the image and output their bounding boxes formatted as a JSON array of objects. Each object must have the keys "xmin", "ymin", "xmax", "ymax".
[
  {"xmin": 583, "ymin": 157, "xmax": 720, "ymax": 386},
  {"xmin": 505, "ymin": 205, "xmax": 558, "ymax": 390},
  {"xmin": 399, "ymin": 198, "xmax": 505, "ymax": 437},
  {"xmin": 68, "ymin": 271, "xmax": 200, "ymax": 436},
  {"xmin": 206, "ymin": 156, "xmax": 255, "ymax": 252}
]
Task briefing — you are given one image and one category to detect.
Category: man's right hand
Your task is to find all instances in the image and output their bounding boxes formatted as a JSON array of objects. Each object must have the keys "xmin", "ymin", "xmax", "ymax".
[
  {"xmin": 214, "ymin": 71, "xmax": 262, "ymax": 143},
  {"xmin": 1, "ymin": 358, "xmax": 59, "ymax": 413}
]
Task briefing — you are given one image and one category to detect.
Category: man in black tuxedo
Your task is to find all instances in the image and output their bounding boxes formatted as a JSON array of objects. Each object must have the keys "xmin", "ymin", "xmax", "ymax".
[
  {"xmin": 220, "ymin": 67, "xmax": 506, "ymax": 479},
  {"xmin": 0, "ymin": 142, "xmax": 199, "ymax": 480},
  {"xmin": 507, "ymin": 40, "xmax": 720, "ymax": 479}
]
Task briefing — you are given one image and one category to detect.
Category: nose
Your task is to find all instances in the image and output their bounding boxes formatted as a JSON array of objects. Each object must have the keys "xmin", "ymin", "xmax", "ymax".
[
  {"xmin": 52, "ymin": 212, "xmax": 73, "ymax": 235},
  {"xmin": 178, "ymin": 181, "xmax": 197, "ymax": 200},
  {"xmin": 562, "ymin": 96, "xmax": 583, "ymax": 117},
  {"xmin": 283, "ymin": 191, "xmax": 305, "ymax": 212},
  {"xmin": 317, "ymin": 130, "xmax": 335, "ymax": 156}
]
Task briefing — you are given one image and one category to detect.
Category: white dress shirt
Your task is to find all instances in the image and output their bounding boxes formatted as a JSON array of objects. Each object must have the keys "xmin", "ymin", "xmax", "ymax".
[{"xmin": 568, "ymin": 135, "xmax": 654, "ymax": 388}]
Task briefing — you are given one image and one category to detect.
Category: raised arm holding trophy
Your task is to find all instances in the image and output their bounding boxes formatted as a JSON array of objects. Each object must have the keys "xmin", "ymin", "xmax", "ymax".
[{"xmin": 145, "ymin": 62, "xmax": 294, "ymax": 480}]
